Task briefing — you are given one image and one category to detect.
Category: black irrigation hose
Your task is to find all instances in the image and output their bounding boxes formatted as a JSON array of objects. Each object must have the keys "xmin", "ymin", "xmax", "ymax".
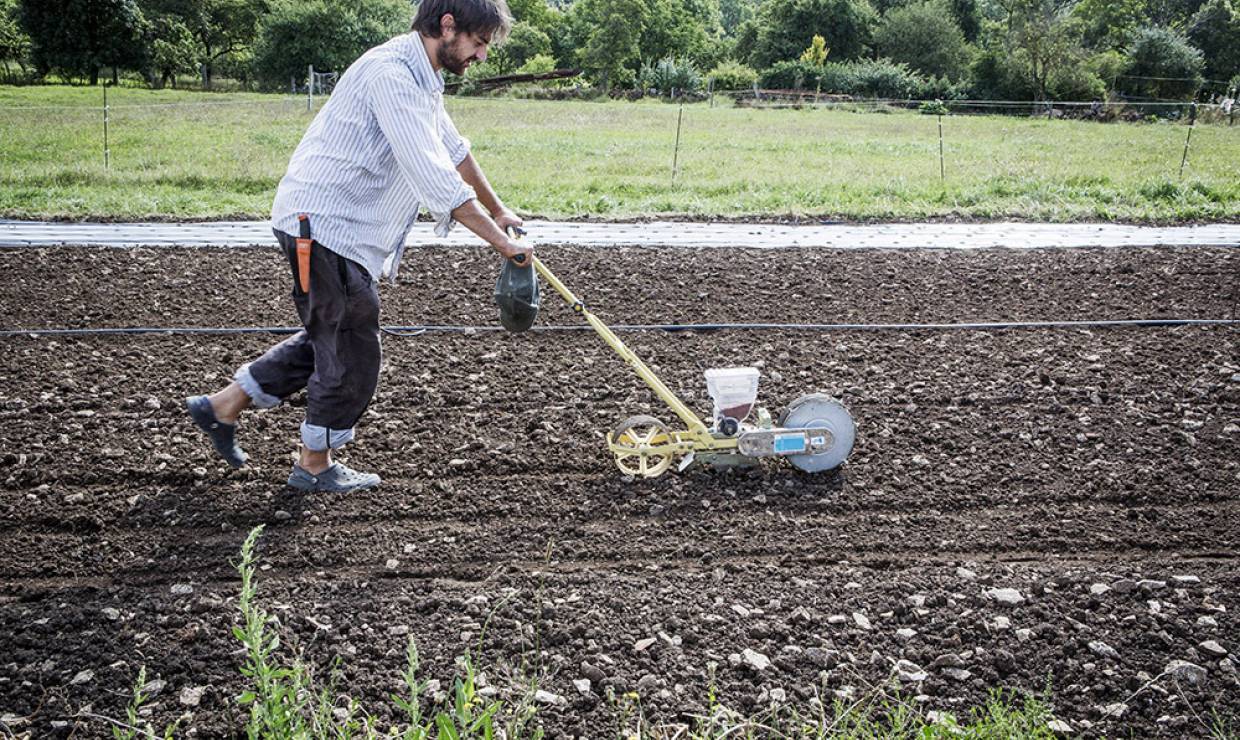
[{"xmin": 0, "ymin": 318, "xmax": 1237, "ymax": 338}]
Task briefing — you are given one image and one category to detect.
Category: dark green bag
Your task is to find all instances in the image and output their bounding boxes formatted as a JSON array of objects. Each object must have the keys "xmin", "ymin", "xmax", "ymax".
[{"xmin": 494, "ymin": 258, "xmax": 539, "ymax": 332}]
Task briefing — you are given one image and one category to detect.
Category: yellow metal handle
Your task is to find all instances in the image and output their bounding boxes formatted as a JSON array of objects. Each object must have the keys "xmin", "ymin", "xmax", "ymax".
[{"xmin": 529, "ymin": 253, "xmax": 710, "ymax": 435}]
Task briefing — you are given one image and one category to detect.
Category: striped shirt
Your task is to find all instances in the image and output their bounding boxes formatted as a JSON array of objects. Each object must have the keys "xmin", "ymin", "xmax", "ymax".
[{"xmin": 271, "ymin": 32, "xmax": 476, "ymax": 281}]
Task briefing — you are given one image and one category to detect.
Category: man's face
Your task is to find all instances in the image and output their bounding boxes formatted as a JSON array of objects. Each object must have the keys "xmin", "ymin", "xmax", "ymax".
[{"xmin": 438, "ymin": 17, "xmax": 492, "ymax": 75}]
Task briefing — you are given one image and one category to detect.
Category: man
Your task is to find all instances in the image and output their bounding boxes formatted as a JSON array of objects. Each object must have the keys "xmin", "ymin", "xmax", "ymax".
[{"xmin": 185, "ymin": 0, "xmax": 532, "ymax": 493}]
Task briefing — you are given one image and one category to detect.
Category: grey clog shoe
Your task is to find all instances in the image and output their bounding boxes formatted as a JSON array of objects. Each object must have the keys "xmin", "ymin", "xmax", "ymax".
[
  {"xmin": 185, "ymin": 395, "xmax": 247, "ymax": 468},
  {"xmin": 287, "ymin": 463, "xmax": 381, "ymax": 493}
]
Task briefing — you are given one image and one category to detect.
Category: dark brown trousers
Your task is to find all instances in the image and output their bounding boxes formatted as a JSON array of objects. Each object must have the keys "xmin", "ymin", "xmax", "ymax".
[{"xmin": 245, "ymin": 229, "xmax": 381, "ymax": 449}]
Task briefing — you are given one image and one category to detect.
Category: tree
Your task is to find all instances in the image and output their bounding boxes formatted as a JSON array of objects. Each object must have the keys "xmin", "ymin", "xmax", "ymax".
[
  {"xmin": 874, "ymin": 1, "xmax": 971, "ymax": 79},
  {"xmin": 491, "ymin": 21, "xmax": 551, "ymax": 73},
  {"xmin": 539, "ymin": 9, "xmax": 578, "ymax": 69},
  {"xmin": 1143, "ymin": 0, "xmax": 1208, "ymax": 27},
  {"xmin": 640, "ymin": 0, "xmax": 711, "ymax": 65},
  {"xmin": 0, "ymin": 0, "xmax": 30, "ymax": 73},
  {"xmin": 733, "ymin": 17, "xmax": 758, "ymax": 60},
  {"xmin": 141, "ymin": 0, "xmax": 268, "ymax": 89},
  {"xmin": 1072, "ymin": 0, "xmax": 1145, "ymax": 50},
  {"xmin": 250, "ymin": 0, "xmax": 407, "ymax": 89},
  {"xmin": 948, "ymin": 0, "xmax": 981, "ymax": 40},
  {"xmin": 19, "ymin": 0, "xmax": 147, "ymax": 84},
  {"xmin": 683, "ymin": 0, "xmax": 725, "ymax": 36},
  {"xmin": 1121, "ymin": 26, "xmax": 1204, "ymax": 99},
  {"xmin": 148, "ymin": 16, "xmax": 197, "ymax": 87},
  {"xmin": 1188, "ymin": 0, "xmax": 1240, "ymax": 82},
  {"xmin": 509, "ymin": 0, "xmax": 553, "ymax": 27},
  {"xmin": 507, "ymin": 0, "xmax": 577, "ymax": 72},
  {"xmin": 1001, "ymin": 0, "xmax": 1087, "ymax": 100},
  {"xmin": 576, "ymin": 0, "xmax": 645, "ymax": 90},
  {"xmin": 719, "ymin": 0, "xmax": 758, "ymax": 34},
  {"xmin": 748, "ymin": 0, "xmax": 878, "ymax": 68}
]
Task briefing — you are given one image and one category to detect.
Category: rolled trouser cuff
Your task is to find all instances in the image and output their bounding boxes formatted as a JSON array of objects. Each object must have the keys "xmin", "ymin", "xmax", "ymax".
[
  {"xmin": 234, "ymin": 363, "xmax": 282, "ymax": 409},
  {"xmin": 300, "ymin": 421, "xmax": 355, "ymax": 451}
]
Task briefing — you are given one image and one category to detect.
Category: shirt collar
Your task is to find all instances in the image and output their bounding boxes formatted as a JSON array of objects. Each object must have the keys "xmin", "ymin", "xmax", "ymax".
[{"xmin": 403, "ymin": 32, "xmax": 445, "ymax": 94}]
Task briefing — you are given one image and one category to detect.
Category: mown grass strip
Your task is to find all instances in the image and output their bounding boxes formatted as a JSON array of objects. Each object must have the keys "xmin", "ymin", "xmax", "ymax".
[{"xmin": 1, "ymin": 86, "xmax": 1237, "ymax": 222}]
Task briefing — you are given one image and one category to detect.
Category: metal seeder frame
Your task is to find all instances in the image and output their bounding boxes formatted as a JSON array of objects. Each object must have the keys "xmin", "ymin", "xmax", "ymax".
[{"xmin": 524, "ymin": 249, "xmax": 853, "ymax": 478}]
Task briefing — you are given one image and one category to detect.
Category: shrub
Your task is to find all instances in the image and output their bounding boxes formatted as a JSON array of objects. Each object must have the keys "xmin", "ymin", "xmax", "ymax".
[
  {"xmin": 969, "ymin": 45, "xmax": 1035, "ymax": 100},
  {"xmin": 800, "ymin": 34, "xmax": 830, "ymax": 66},
  {"xmin": 1120, "ymin": 27, "xmax": 1205, "ymax": 101},
  {"xmin": 1087, "ymin": 49, "xmax": 1127, "ymax": 92},
  {"xmin": 638, "ymin": 56, "xmax": 702, "ymax": 95},
  {"xmin": 1049, "ymin": 64, "xmax": 1105, "ymax": 101},
  {"xmin": 706, "ymin": 59, "xmax": 759, "ymax": 90},
  {"xmin": 449, "ymin": 57, "xmax": 502, "ymax": 95},
  {"xmin": 760, "ymin": 57, "xmax": 928, "ymax": 98},
  {"xmin": 516, "ymin": 52, "xmax": 557, "ymax": 75},
  {"xmin": 913, "ymin": 73, "xmax": 969, "ymax": 100},
  {"xmin": 759, "ymin": 59, "xmax": 828, "ymax": 89},
  {"xmin": 612, "ymin": 65, "xmax": 637, "ymax": 90},
  {"xmin": 512, "ymin": 83, "xmax": 609, "ymax": 100},
  {"xmin": 843, "ymin": 57, "xmax": 921, "ymax": 97},
  {"xmin": 464, "ymin": 58, "xmax": 503, "ymax": 80}
]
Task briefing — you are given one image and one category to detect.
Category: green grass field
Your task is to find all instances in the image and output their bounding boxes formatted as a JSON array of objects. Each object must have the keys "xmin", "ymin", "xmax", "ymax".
[{"xmin": 1, "ymin": 85, "xmax": 1237, "ymax": 221}]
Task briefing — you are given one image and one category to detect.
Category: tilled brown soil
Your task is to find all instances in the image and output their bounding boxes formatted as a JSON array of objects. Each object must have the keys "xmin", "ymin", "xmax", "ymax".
[
  {"xmin": 2, "ymin": 244, "xmax": 1238, "ymax": 328},
  {"xmin": 0, "ymin": 244, "xmax": 1237, "ymax": 737}
]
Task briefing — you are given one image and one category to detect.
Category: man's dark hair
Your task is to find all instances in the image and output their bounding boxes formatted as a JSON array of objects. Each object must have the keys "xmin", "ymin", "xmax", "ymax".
[{"xmin": 412, "ymin": 0, "xmax": 513, "ymax": 42}]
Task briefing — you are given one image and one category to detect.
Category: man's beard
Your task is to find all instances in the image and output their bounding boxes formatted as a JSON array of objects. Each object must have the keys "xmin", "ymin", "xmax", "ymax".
[{"xmin": 438, "ymin": 39, "xmax": 473, "ymax": 75}]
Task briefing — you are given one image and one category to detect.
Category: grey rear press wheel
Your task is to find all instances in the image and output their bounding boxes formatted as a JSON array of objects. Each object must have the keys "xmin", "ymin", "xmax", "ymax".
[{"xmin": 777, "ymin": 393, "xmax": 855, "ymax": 472}]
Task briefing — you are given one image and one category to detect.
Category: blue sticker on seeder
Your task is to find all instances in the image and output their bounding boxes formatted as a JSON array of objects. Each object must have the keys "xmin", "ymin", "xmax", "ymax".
[{"xmin": 774, "ymin": 434, "xmax": 807, "ymax": 454}]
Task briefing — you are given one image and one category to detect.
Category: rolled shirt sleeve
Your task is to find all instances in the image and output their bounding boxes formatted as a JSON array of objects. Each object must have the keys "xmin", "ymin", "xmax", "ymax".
[
  {"xmin": 439, "ymin": 101, "xmax": 472, "ymax": 167},
  {"xmin": 368, "ymin": 64, "xmax": 476, "ymax": 236}
]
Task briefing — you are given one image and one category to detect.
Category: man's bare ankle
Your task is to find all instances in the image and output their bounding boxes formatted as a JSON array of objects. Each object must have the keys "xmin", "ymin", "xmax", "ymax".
[
  {"xmin": 207, "ymin": 396, "xmax": 238, "ymax": 425},
  {"xmin": 208, "ymin": 383, "xmax": 250, "ymax": 425},
  {"xmin": 299, "ymin": 453, "xmax": 332, "ymax": 475}
]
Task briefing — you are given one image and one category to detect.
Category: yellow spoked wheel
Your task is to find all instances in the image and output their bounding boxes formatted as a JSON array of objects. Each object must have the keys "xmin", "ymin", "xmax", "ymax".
[{"xmin": 611, "ymin": 415, "xmax": 674, "ymax": 478}]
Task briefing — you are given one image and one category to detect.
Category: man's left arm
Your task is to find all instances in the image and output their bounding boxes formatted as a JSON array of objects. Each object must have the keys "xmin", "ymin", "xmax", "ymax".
[{"xmin": 456, "ymin": 153, "xmax": 523, "ymax": 233}]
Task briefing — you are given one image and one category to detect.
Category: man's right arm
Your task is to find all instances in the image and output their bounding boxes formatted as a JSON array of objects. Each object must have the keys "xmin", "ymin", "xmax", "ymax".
[
  {"xmin": 451, "ymin": 198, "xmax": 532, "ymax": 263},
  {"xmin": 369, "ymin": 65, "xmax": 529, "ymax": 262}
]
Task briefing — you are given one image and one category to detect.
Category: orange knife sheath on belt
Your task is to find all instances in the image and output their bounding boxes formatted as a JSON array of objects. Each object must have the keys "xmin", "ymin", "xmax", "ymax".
[{"xmin": 296, "ymin": 214, "xmax": 312, "ymax": 294}]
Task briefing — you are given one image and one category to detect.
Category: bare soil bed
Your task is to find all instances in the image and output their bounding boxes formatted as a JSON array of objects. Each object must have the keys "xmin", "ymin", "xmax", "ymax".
[{"xmin": 0, "ymin": 243, "xmax": 1237, "ymax": 737}]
